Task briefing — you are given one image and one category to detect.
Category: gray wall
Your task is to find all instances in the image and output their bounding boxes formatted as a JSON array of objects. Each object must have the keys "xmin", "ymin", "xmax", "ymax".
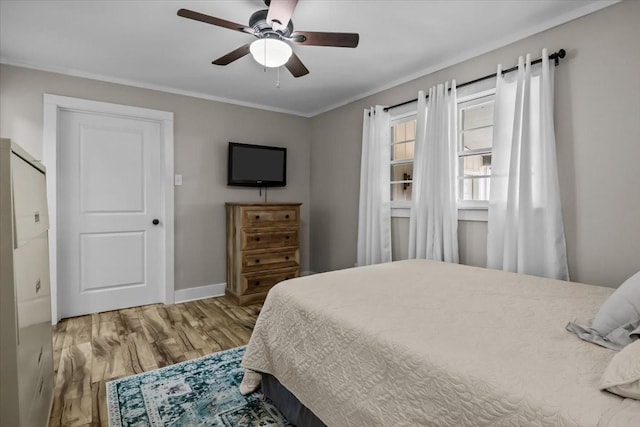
[
  {"xmin": 309, "ymin": 0, "xmax": 640, "ymax": 287},
  {"xmin": 1, "ymin": 1, "xmax": 639, "ymax": 291},
  {"xmin": 0, "ymin": 64, "xmax": 311, "ymax": 291}
]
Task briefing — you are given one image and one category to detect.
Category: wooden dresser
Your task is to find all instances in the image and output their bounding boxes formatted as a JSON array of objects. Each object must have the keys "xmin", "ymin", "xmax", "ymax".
[
  {"xmin": 0, "ymin": 139, "xmax": 54, "ymax": 426},
  {"xmin": 226, "ymin": 203, "xmax": 301, "ymax": 305}
]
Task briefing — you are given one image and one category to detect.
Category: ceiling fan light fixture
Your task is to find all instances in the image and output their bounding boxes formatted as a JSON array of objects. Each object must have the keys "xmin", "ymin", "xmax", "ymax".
[{"xmin": 250, "ymin": 38, "xmax": 292, "ymax": 68}]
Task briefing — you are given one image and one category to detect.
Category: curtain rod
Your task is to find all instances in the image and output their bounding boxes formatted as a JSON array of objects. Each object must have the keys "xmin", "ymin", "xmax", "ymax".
[{"xmin": 382, "ymin": 49, "xmax": 566, "ymax": 112}]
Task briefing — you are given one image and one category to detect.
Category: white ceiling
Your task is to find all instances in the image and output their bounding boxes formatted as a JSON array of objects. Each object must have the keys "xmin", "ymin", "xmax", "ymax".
[{"xmin": 0, "ymin": 0, "xmax": 617, "ymax": 117}]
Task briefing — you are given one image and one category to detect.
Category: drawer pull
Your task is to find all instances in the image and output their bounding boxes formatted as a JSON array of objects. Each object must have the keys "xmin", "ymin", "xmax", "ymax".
[
  {"xmin": 285, "ymin": 235, "xmax": 290, "ymax": 240},
  {"xmin": 34, "ymin": 211, "xmax": 40, "ymax": 223},
  {"xmin": 255, "ymin": 281, "xmax": 260, "ymax": 286},
  {"xmin": 255, "ymin": 215, "xmax": 260, "ymax": 220},
  {"xmin": 35, "ymin": 278, "xmax": 41, "ymax": 293},
  {"xmin": 255, "ymin": 259, "xmax": 260, "ymax": 263},
  {"xmin": 285, "ymin": 214, "xmax": 290, "ymax": 219},
  {"xmin": 285, "ymin": 256, "xmax": 289, "ymax": 260},
  {"xmin": 255, "ymin": 237, "xmax": 260, "ymax": 241}
]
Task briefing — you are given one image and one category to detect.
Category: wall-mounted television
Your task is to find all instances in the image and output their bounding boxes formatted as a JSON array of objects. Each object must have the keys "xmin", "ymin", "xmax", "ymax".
[{"xmin": 227, "ymin": 142, "xmax": 287, "ymax": 187}]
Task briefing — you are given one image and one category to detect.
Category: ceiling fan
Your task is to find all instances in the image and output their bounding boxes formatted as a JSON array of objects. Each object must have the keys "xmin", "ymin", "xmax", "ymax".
[{"xmin": 177, "ymin": 0, "xmax": 359, "ymax": 78}]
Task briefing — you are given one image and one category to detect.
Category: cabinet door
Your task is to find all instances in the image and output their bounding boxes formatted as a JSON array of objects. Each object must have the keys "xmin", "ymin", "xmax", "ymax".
[
  {"xmin": 14, "ymin": 233, "xmax": 51, "ymax": 329},
  {"xmin": 11, "ymin": 153, "xmax": 49, "ymax": 248}
]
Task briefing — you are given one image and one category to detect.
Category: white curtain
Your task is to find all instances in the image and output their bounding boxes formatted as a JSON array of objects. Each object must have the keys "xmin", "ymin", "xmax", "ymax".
[
  {"xmin": 357, "ymin": 106, "xmax": 392, "ymax": 266},
  {"xmin": 486, "ymin": 49, "xmax": 569, "ymax": 280},
  {"xmin": 408, "ymin": 84, "xmax": 459, "ymax": 263}
]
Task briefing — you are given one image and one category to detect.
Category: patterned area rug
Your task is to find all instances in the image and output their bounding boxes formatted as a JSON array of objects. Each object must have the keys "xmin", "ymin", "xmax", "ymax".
[{"xmin": 106, "ymin": 346, "xmax": 291, "ymax": 426}]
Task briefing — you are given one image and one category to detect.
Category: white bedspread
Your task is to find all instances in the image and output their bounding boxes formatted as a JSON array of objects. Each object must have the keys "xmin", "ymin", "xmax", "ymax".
[{"xmin": 241, "ymin": 260, "xmax": 640, "ymax": 426}]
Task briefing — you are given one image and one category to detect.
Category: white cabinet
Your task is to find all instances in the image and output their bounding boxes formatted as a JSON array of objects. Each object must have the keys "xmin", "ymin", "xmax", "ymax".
[{"xmin": 0, "ymin": 139, "xmax": 54, "ymax": 427}]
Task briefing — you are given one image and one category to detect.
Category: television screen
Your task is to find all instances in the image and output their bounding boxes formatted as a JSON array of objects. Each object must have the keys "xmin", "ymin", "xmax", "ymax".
[{"xmin": 228, "ymin": 142, "xmax": 287, "ymax": 187}]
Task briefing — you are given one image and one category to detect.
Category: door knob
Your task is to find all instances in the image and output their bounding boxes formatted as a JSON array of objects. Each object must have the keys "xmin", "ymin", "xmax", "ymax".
[{"xmin": 152, "ymin": 219, "xmax": 160, "ymax": 225}]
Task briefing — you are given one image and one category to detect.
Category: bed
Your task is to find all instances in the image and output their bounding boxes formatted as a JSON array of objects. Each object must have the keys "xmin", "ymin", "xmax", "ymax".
[{"xmin": 240, "ymin": 259, "xmax": 640, "ymax": 426}]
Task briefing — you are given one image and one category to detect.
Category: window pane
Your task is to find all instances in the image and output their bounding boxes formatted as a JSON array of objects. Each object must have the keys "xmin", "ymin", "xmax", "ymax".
[
  {"xmin": 462, "ymin": 102, "xmax": 494, "ymax": 130},
  {"xmin": 461, "ymin": 126, "xmax": 493, "ymax": 151},
  {"xmin": 390, "ymin": 163, "xmax": 413, "ymax": 182},
  {"xmin": 461, "ymin": 177, "xmax": 491, "ymax": 201},
  {"xmin": 392, "ymin": 120, "xmax": 416, "ymax": 143},
  {"xmin": 391, "ymin": 183, "xmax": 412, "ymax": 201},
  {"xmin": 462, "ymin": 154, "xmax": 491, "ymax": 176},
  {"xmin": 394, "ymin": 122, "xmax": 405, "ymax": 143},
  {"xmin": 392, "ymin": 141, "xmax": 414, "ymax": 161},
  {"xmin": 405, "ymin": 120, "xmax": 416, "ymax": 141}
]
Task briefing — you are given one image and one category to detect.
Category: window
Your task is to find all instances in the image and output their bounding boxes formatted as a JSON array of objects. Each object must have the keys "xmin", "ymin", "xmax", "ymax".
[
  {"xmin": 388, "ymin": 88, "xmax": 495, "ymax": 219},
  {"xmin": 390, "ymin": 116, "xmax": 416, "ymax": 204},
  {"xmin": 457, "ymin": 91, "xmax": 495, "ymax": 207}
]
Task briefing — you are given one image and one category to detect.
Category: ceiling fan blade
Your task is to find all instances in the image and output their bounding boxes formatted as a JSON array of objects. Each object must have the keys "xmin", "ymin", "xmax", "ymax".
[
  {"xmin": 285, "ymin": 52, "xmax": 309, "ymax": 78},
  {"xmin": 212, "ymin": 44, "xmax": 252, "ymax": 66},
  {"xmin": 290, "ymin": 31, "xmax": 359, "ymax": 48},
  {"xmin": 267, "ymin": 0, "xmax": 298, "ymax": 32},
  {"xmin": 177, "ymin": 8, "xmax": 254, "ymax": 35}
]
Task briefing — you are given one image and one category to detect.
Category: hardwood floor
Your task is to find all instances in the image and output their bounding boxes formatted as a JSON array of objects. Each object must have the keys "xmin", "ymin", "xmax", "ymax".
[{"xmin": 49, "ymin": 296, "xmax": 261, "ymax": 427}]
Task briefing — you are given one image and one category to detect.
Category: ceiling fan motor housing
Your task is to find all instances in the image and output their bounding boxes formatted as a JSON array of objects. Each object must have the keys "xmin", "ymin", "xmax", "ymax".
[{"xmin": 249, "ymin": 9, "xmax": 293, "ymax": 38}]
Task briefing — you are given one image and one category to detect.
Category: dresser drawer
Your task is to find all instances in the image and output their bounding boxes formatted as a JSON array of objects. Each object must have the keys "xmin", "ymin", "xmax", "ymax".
[
  {"xmin": 241, "ymin": 248, "xmax": 299, "ymax": 273},
  {"xmin": 240, "ymin": 267, "xmax": 299, "ymax": 295},
  {"xmin": 12, "ymin": 153, "xmax": 49, "ymax": 247},
  {"xmin": 241, "ymin": 206, "xmax": 299, "ymax": 228},
  {"xmin": 241, "ymin": 228, "xmax": 298, "ymax": 250},
  {"xmin": 14, "ymin": 232, "xmax": 51, "ymax": 303}
]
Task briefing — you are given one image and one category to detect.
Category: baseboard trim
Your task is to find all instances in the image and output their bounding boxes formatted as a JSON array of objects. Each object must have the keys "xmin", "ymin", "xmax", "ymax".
[{"xmin": 174, "ymin": 283, "xmax": 226, "ymax": 304}]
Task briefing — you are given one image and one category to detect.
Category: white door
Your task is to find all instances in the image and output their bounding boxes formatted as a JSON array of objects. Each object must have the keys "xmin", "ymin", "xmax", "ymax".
[{"xmin": 58, "ymin": 110, "xmax": 163, "ymax": 318}]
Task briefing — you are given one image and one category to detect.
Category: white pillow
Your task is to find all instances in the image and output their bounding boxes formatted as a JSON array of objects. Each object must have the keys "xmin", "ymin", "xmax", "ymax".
[
  {"xmin": 592, "ymin": 271, "xmax": 640, "ymax": 336},
  {"xmin": 600, "ymin": 337, "xmax": 640, "ymax": 400}
]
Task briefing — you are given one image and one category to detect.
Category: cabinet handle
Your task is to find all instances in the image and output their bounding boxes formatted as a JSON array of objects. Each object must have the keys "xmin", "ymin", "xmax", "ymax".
[
  {"xmin": 255, "ymin": 215, "xmax": 260, "ymax": 220},
  {"xmin": 255, "ymin": 281, "xmax": 260, "ymax": 286},
  {"xmin": 35, "ymin": 279, "xmax": 41, "ymax": 293},
  {"xmin": 285, "ymin": 214, "xmax": 290, "ymax": 219},
  {"xmin": 285, "ymin": 235, "xmax": 290, "ymax": 240},
  {"xmin": 255, "ymin": 259, "xmax": 260, "ymax": 263},
  {"xmin": 285, "ymin": 256, "xmax": 289, "ymax": 260},
  {"xmin": 255, "ymin": 237, "xmax": 260, "ymax": 241}
]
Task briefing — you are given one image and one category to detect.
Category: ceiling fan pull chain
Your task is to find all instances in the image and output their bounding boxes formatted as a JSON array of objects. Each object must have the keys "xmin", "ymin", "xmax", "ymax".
[{"xmin": 263, "ymin": 39, "xmax": 267, "ymax": 72}]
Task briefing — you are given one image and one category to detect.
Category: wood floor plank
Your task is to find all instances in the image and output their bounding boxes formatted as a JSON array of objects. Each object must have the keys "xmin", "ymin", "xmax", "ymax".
[
  {"xmin": 118, "ymin": 307, "xmax": 144, "ymax": 336},
  {"xmin": 139, "ymin": 305, "xmax": 172, "ymax": 344},
  {"xmin": 62, "ymin": 316, "xmax": 93, "ymax": 348},
  {"xmin": 90, "ymin": 381, "xmax": 108, "ymax": 427},
  {"xmin": 91, "ymin": 320, "xmax": 125, "ymax": 383},
  {"xmin": 120, "ymin": 332, "xmax": 158, "ymax": 376},
  {"xmin": 52, "ymin": 343, "xmax": 93, "ymax": 426},
  {"xmin": 53, "ymin": 322, "xmax": 68, "ymax": 376},
  {"xmin": 51, "ymin": 297, "xmax": 262, "ymax": 427}
]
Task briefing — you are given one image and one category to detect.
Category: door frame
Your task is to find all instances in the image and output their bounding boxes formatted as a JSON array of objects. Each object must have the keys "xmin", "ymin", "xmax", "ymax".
[{"xmin": 43, "ymin": 94, "xmax": 175, "ymax": 324}]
